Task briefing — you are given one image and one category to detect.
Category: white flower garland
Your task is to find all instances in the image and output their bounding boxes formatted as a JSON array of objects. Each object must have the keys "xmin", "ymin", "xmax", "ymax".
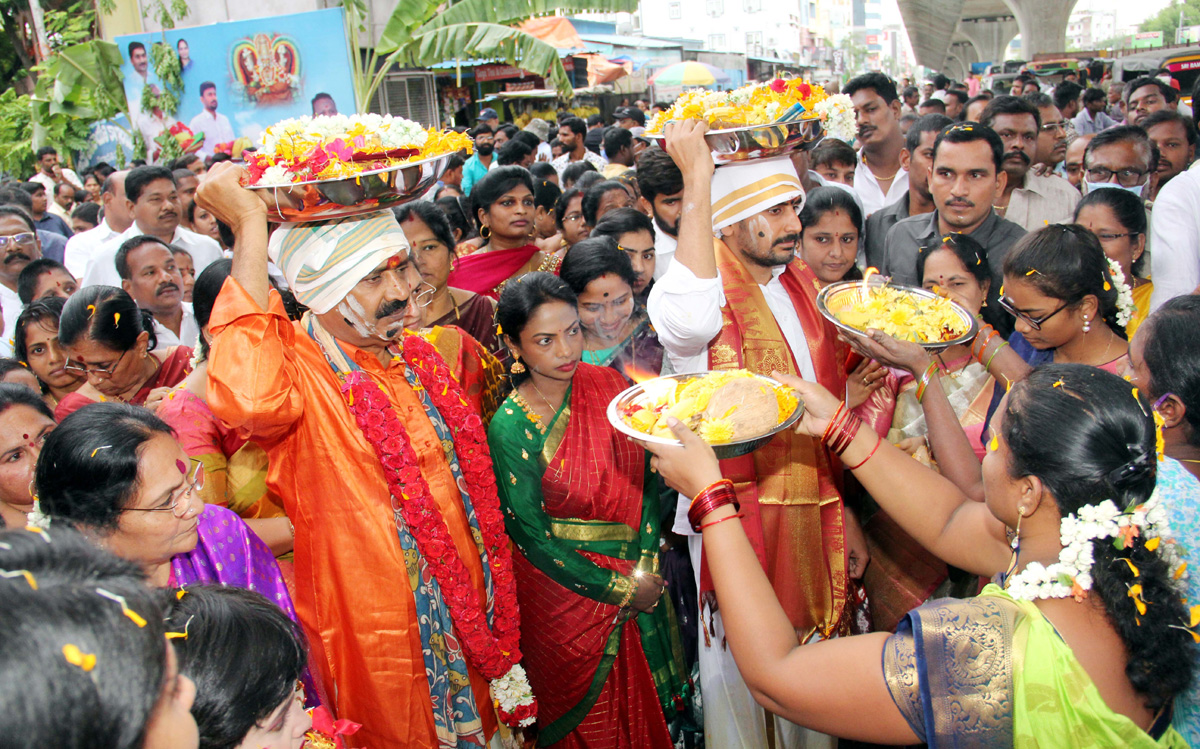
[
  {"xmin": 1104, "ymin": 257, "xmax": 1136, "ymax": 329},
  {"xmin": 26, "ymin": 499, "xmax": 51, "ymax": 530},
  {"xmin": 1005, "ymin": 489, "xmax": 1173, "ymax": 601},
  {"xmin": 812, "ymin": 94, "xmax": 857, "ymax": 143},
  {"xmin": 490, "ymin": 663, "xmax": 536, "ymax": 727}
]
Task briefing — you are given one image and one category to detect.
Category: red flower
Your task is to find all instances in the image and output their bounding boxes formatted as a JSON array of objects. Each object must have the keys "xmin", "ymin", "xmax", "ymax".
[
  {"xmin": 796, "ymin": 82, "xmax": 812, "ymax": 99},
  {"xmin": 769, "ymin": 78, "xmax": 787, "ymax": 93}
]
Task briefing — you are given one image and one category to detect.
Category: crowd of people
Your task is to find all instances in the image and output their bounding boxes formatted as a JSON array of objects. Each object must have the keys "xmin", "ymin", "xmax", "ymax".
[{"xmin": 2, "ymin": 69, "xmax": 1200, "ymax": 749}]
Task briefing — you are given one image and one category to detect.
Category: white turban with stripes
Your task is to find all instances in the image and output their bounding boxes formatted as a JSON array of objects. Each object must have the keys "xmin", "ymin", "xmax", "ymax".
[
  {"xmin": 710, "ymin": 156, "xmax": 805, "ymax": 233},
  {"xmin": 267, "ymin": 210, "xmax": 410, "ymax": 314}
]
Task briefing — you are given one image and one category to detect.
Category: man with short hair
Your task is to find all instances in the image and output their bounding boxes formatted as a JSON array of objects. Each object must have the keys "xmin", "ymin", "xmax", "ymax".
[
  {"xmin": 494, "ymin": 139, "xmax": 534, "ymax": 168},
  {"xmin": 82, "ymin": 165, "xmax": 223, "ymax": 288},
  {"xmin": 49, "ymin": 182, "xmax": 75, "ymax": 223},
  {"xmin": 477, "ymin": 107, "xmax": 500, "ymax": 131},
  {"xmin": 636, "ymin": 146, "xmax": 683, "ymax": 277},
  {"xmin": 1063, "ymin": 133, "xmax": 1092, "ymax": 190},
  {"xmin": 1075, "ymin": 86, "xmax": 1117, "ymax": 134},
  {"xmin": 116, "ymin": 235, "xmax": 197, "ymax": 347},
  {"xmin": 1125, "ymin": 77, "xmax": 1177, "ymax": 127},
  {"xmin": 1082, "ymin": 125, "xmax": 1155, "ymax": 198},
  {"xmin": 965, "ymin": 94, "xmax": 990, "ymax": 123},
  {"xmin": 843, "ymin": 72, "xmax": 909, "ymax": 215},
  {"xmin": 172, "ymin": 168, "xmax": 199, "ymax": 207},
  {"xmin": 188, "ymin": 82, "xmax": 235, "ymax": 159},
  {"xmin": 1024, "ymin": 92, "xmax": 1070, "ymax": 171},
  {"xmin": 29, "ymin": 146, "xmax": 83, "ymax": 192},
  {"xmin": 864, "ymin": 113, "xmax": 951, "ymax": 268},
  {"xmin": 1108, "ymin": 81, "xmax": 1126, "ymax": 123},
  {"xmin": 1052, "ymin": 81, "xmax": 1083, "ymax": 121},
  {"xmin": 552, "ymin": 117, "xmax": 607, "ymax": 178},
  {"xmin": 461, "ymin": 124, "xmax": 495, "ymax": 196},
  {"xmin": 16, "ymin": 258, "xmax": 77, "ymax": 305},
  {"xmin": 1021, "ymin": 78, "xmax": 1041, "ymax": 95},
  {"xmin": 584, "ymin": 113, "xmax": 605, "ymax": 154},
  {"xmin": 0, "ymin": 187, "xmax": 66, "ymax": 264},
  {"xmin": 0, "ymin": 206, "xmax": 45, "ymax": 353},
  {"xmin": 63, "ymin": 170, "xmax": 130, "ymax": 278},
  {"xmin": 311, "ymin": 92, "xmax": 338, "ymax": 116},
  {"xmin": 901, "ymin": 85, "xmax": 920, "ymax": 115},
  {"xmin": 648, "ymin": 122, "xmax": 857, "ymax": 748},
  {"xmin": 1142, "ymin": 110, "xmax": 1197, "ymax": 198},
  {"xmin": 884, "ymin": 123, "xmax": 1026, "ymax": 332},
  {"xmin": 944, "ymin": 89, "xmax": 968, "ymax": 120},
  {"xmin": 981, "ymin": 95, "xmax": 1079, "ymax": 232},
  {"xmin": 919, "ymin": 99, "xmax": 946, "ymax": 115},
  {"xmin": 19, "ymin": 183, "xmax": 72, "ymax": 239},
  {"xmin": 602, "ymin": 126, "xmax": 635, "ymax": 177},
  {"xmin": 931, "ymin": 73, "xmax": 950, "ymax": 101}
]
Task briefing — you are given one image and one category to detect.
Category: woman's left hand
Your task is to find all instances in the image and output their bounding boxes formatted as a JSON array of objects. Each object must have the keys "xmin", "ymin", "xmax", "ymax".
[
  {"xmin": 846, "ymin": 358, "xmax": 886, "ymax": 409},
  {"xmin": 636, "ymin": 417, "xmax": 723, "ymax": 499}
]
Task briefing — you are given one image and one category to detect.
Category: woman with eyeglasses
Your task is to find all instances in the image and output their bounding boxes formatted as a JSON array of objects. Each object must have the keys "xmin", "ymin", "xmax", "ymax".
[
  {"xmin": 1074, "ymin": 188, "xmax": 1152, "ymax": 338},
  {"xmin": 555, "ymin": 186, "xmax": 591, "ymax": 252},
  {"xmin": 13, "ymin": 296, "xmax": 84, "ymax": 410},
  {"xmin": 53, "ymin": 286, "xmax": 193, "ymax": 420},
  {"xmin": 35, "ymin": 402, "xmax": 297, "ymax": 611},
  {"xmin": 395, "ymin": 201, "xmax": 499, "ymax": 354},
  {"xmin": 156, "ymin": 260, "xmax": 295, "ymax": 560}
]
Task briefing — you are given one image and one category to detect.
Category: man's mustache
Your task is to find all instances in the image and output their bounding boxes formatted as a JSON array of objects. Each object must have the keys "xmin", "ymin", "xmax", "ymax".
[
  {"xmin": 376, "ymin": 298, "xmax": 408, "ymax": 319},
  {"xmin": 4, "ymin": 252, "xmax": 31, "ymax": 265},
  {"xmin": 1005, "ymin": 150, "xmax": 1031, "ymax": 166},
  {"xmin": 156, "ymin": 282, "xmax": 179, "ymax": 296},
  {"xmin": 773, "ymin": 233, "xmax": 801, "ymax": 248}
]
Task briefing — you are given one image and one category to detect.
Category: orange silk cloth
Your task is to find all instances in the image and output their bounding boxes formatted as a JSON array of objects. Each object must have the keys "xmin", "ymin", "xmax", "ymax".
[
  {"xmin": 206, "ymin": 278, "xmax": 498, "ymax": 749},
  {"xmin": 707, "ymin": 240, "xmax": 850, "ymax": 641}
]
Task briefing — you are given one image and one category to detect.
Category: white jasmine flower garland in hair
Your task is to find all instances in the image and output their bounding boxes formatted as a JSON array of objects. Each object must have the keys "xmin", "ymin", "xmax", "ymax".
[
  {"xmin": 26, "ymin": 499, "xmax": 51, "ymax": 529},
  {"xmin": 1105, "ymin": 257, "xmax": 1136, "ymax": 329},
  {"xmin": 1005, "ymin": 490, "xmax": 1173, "ymax": 602}
]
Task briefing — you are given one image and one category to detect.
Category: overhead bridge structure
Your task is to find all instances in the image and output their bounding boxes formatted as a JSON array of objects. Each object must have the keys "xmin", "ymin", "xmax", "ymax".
[{"xmin": 898, "ymin": 0, "xmax": 1075, "ymax": 78}]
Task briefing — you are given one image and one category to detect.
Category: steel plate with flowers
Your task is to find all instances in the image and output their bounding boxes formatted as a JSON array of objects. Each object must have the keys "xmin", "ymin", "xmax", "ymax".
[
  {"xmin": 817, "ymin": 273, "xmax": 979, "ymax": 350},
  {"xmin": 607, "ymin": 370, "xmax": 804, "ymax": 459},
  {"xmin": 644, "ymin": 78, "xmax": 856, "ymax": 163},
  {"xmin": 244, "ymin": 113, "xmax": 472, "ymax": 222}
]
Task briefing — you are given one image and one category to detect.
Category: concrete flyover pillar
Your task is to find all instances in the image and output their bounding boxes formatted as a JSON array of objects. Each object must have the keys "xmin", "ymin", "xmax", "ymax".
[
  {"xmin": 1003, "ymin": 0, "xmax": 1076, "ymax": 60},
  {"xmin": 957, "ymin": 17, "xmax": 1020, "ymax": 65}
]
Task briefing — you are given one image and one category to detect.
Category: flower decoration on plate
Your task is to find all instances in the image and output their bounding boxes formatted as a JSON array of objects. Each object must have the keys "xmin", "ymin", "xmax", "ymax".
[
  {"xmin": 247, "ymin": 114, "xmax": 473, "ymax": 186},
  {"xmin": 1005, "ymin": 490, "xmax": 1176, "ymax": 604},
  {"xmin": 618, "ymin": 370, "xmax": 799, "ymax": 443},
  {"xmin": 811, "ymin": 94, "xmax": 856, "ymax": 142},
  {"xmin": 1104, "ymin": 257, "xmax": 1136, "ymax": 329},
  {"xmin": 646, "ymin": 78, "xmax": 829, "ymax": 132}
]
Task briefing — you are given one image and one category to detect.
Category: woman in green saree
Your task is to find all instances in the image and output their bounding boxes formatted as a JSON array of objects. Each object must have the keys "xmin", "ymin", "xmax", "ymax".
[
  {"xmin": 487, "ymin": 272, "xmax": 686, "ymax": 748},
  {"xmin": 639, "ymin": 362, "xmax": 1195, "ymax": 747}
]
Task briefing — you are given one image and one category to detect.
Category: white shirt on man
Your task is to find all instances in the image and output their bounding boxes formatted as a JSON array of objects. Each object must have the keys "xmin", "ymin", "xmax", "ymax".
[
  {"xmin": 854, "ymin": 153, "xmax": 909, "ymax": 217},
  {"xmin": 0, "ymin": 283, "xmax": 20, "ymax": 357},
  {"xmin": 188, "ymin": 110, "xmax": 235, "ymax": 158},
  {"xmin": 30, "ymin": 169, "xmax": 83, "ymax": 192},
  {"xmin": 650, "ymin": 231, "xmax": 678, "ymax": 280},
  {"xmin": 151, "ymin": 302, "xmax": 199, "ymax": 349},
  {"xmin": 82, "ymin": 223, "xmax": 223, "ymax": 289},
  {"xmin": 1150, "ymin": 160, "xmax": 1200, "ymax": 311},
  {"xmin": 63, "ymin": 219, "xmax": 124, "ymax": 279}
]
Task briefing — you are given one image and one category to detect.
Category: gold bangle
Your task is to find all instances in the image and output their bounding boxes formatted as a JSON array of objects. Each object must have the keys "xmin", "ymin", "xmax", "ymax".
[{"xmin": 616, "ymin": 575, "xmax": 636, "ymax": 608}]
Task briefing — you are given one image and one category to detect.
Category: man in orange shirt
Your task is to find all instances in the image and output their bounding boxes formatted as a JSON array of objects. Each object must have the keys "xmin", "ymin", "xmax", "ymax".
[{"xmin": 196, "ymin": 165, "xmax": 532, "ymax": 748}]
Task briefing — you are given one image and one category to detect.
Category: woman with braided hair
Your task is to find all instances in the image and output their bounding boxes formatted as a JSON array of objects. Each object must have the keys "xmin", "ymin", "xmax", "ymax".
[{"xmin": 640, "ymin": 363, "xmax": 1195, "ymax": 745}]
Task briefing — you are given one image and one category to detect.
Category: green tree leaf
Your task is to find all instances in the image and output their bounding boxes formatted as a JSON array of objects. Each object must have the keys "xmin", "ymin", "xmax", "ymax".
[
  {"xmin": 417, "ymin": 0, "xmax": 638, "ymax": 32},
  {"xmin": 406, "ymin": 22, "xmax": 575, "ymax": 98}
]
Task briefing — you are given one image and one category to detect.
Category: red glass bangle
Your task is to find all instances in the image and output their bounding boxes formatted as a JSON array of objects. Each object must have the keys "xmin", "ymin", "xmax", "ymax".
[
  {"xmin": 688, "ymin": 478, "xmax": 740, "ymax": 532},
  {"xmin": 830, "ymin": 412, "xmax": 863, "ymax": 456},
  {"xmin": 822, "ymin": 403, "xmax": 846, "ymax": 444},
  {"xmin": 845, "ymin": 433, "xmax": 883, "ymax": 470},
  {"xmin": 699, "ymin": 512, "xmax": 745, "ymax": 532}
]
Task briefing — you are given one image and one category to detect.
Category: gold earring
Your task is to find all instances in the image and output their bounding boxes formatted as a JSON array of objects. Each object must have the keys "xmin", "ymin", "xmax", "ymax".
[
  {"xmin": 1003, "ymin": 507, "xmax": 1025, "ymax": 585},
  {"xmin": 511, "ymin": 358, "xmax": 525, "ymax": 374},
  {"xmin": 480, "ymin": 225, "xmax": 492, "ymax": 240}
]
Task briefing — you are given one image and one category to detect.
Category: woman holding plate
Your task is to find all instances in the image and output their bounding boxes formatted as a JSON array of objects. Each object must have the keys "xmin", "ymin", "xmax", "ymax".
[
  {"xmin": 447, "ymin": 167, "xmax": 553, "ymax": 299},
  {"xmin": 487, "ymin": 272, "xmax": 687, "ymax": 748},
  {"xmin": 639, "ymin": 364, "xmax": 1195, "ymax": 746}
]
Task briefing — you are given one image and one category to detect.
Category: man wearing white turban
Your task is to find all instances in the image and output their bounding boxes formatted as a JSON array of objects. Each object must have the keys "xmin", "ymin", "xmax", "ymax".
[
  {"xmin": 195, "ymin": 164, "xmax": 526, "ymax": 749},
  {"xmin": 647, "ymin": 121, "xmax": 868, "ymax": 749}
]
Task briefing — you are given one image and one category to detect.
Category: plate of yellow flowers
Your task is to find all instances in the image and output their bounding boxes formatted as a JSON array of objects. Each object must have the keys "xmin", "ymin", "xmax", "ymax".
[
  {"xmin": 608, "ymin": 370, "xmax": 804, "ymax": 458},
  {"xmin": 817, "ymin": 274, "xmax": 978, "ymax": 349}
]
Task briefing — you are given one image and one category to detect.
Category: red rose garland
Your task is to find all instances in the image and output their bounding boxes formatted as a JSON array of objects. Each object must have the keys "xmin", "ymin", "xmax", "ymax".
[{"xmin": 340, "ymin": 332, "xmax": 535, "ymax": 728}]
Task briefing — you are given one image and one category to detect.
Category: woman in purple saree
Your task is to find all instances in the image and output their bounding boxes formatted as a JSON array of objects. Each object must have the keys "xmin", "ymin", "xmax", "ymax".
[{"xmin": 34, "ymin": 401, "xmax": 295, "ymax": 618}]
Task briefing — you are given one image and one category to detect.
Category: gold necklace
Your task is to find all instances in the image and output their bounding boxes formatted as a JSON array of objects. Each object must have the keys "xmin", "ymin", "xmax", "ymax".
[
  {"xmin": 527, "ymin": 375, "xmax": 561, "ymax": 415},
  {"xmin": 862, "ymin": 153, "xmax": 901, "ymax": 182}
]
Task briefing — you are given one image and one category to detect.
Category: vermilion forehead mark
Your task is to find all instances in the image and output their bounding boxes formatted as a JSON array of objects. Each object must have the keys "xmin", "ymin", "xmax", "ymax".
[
  {"xmin": 386, "ymin": 255, "xmax": 401, "ymax": 270},
  {"xmin": 176, "ymin": 459, "xmax": 187, "ymax": 474}
]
